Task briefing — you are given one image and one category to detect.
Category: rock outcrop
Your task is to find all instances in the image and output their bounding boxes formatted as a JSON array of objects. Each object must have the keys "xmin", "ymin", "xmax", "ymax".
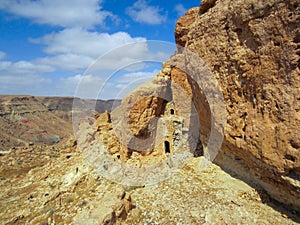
[
  {"xmin": 174, "ymin": 0, "xmax": 300, "ymax": 209},
  {"xmin": 89, "ymin": 0, "xmax": 300, "ymax": 211},
  {"xmin": 199, "ymin": 0, "xmax": 217, "ymax": 14}
]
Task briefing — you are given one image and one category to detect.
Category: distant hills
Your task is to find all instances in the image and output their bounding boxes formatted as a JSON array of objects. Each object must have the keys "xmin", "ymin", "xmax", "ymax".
[{"xmin": 0, "ymin": 95, "xmax": 121, "ymax": 151}]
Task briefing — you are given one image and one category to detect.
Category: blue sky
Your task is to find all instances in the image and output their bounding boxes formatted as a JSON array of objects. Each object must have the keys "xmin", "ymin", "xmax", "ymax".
[{"xmin": 0, "ymin": 0, "xmax": 199, "ymax": 99}]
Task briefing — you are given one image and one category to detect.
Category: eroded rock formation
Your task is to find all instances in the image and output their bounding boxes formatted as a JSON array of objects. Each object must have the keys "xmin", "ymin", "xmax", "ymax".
[
  {"xmin": 91, "ymin": 0, "xmax": 300, "ymax": 210},
  {"xmin": 174, "ymin": 0, "xmax": 300, "ymax": 209}
]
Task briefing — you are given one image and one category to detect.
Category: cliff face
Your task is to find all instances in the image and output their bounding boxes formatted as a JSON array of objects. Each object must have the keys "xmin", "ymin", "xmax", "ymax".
[
  {"xmin": 174, "ymin": 0, "xmax": 300, "ymax": 208},
  {"xmin": 76, "ymin": 0, "xmax": 299, "ymax": 210}
]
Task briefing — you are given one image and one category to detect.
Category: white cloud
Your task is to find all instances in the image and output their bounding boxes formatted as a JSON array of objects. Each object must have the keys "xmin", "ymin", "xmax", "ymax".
[
  {"xmin": 117, "ymin": 70, "xmax": 158, "ymax": 83},
  {"xmin": 0, "ymin": 29, "xmax": 175, "ymax": 98},
  {"xmin": 64, "ymin": 69, "xmax": 158, "ymax": 99},
  {"xmin": 0, "ymin": 58, "xmax": 54, "ymax": 95},
  {"xmin": 60, "ymin": 74, "xmax": 107, "ymax": 99},
  {"xmin": 0, "ymin": 0, "xmax": 114, "ymax": 28},
  {"xmin": 0, "ymin": 61, "xmax": 11, "ymax": 70},
  {"xmin": 29, "ymin": 28, "xmax": 155, "ymax": 73},
  {"xmin": 0, "ymin": 54, "xmax": 165, "ymax": 98},
  {"xmin": 126, "ymin": 0, "xmax": 167, "ymax": 25},
  {"xmin": 0, "ymin": 1, "xmax": 176, "ymax": 98},
  {"xmin": 35, "ymin": 54, "xmax": 94, "ymax": 72},
  {"xmin": 0, "ymin": 72, "xmax": 52, "ymax": 96},
  {"xmin": 0, "ymin": 51, "xmax": 6, "ymax": 60},
  {"xmin": 31, "ymin": 28, "xmax": 147, "ymax": 58},
  {"xmin": 88, "ymin": 41, "xmax": 154, "ymax": 72},
  {"xmin": 99, "ymin": 70, "xmax": 158, "ymax": 99},
  {"xmin": 0, "ymin": 60, "xmax": 54, "ymax": 74},
  {"xmin": 0, "ymin": 74, "xmax": 50, "ymax": 86},
  {"xmin": 0, "ymin": 25, "xmax": 175, "ymax": 98},
  {"xmin": 30, "ymin": 29, "xmax": 173, "ymax": 73},
  {"xmin": 174, "ymin": 4, "xmax": 187, "ymax": 17}
]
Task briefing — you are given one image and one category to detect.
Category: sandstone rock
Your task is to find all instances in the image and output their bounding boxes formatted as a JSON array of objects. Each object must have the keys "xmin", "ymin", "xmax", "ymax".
[
  {"xmin": 111, "ymin": 76, "xmax": 171, "ymax": 155},
  {"xmin": 174, "ymin": 0, "xmax": 300, "ymax": 209},
  {"xmin": 94, "ymin": 0, "xmax": 300, "ymax": 211},
  {"xmin": 175, "ymin": 7, "xmax": 199, "ymax": 48},
  {"xmin": 87, "ymin": 63, "xmax": 202, "ymax": 168},
  {"xmin": 76, "ymin": 0, "xmax": 299, "ymax": 212},
  {"xmin": 199, "ymin": 0, "xmax": 217, "ymax": 14},
  {"xmin": 73, "ymin": 186, "xmax": 133, "ymax": 225}
]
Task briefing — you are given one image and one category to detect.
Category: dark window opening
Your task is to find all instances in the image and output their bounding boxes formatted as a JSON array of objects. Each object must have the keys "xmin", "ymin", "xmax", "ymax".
[
  {"xmin": 193, "ymin": 139, "xmax": 204, "ymax": 157},
  {"xmin": 170, "ymin": 109, "xmax": 174, "ymax": 115},
  {"xmin": 164, "ymin": 141, "xmax": 170, "ymax": 153}
]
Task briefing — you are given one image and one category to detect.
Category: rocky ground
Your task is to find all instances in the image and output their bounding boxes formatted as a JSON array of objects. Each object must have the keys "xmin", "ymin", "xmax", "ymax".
[
  {"xmin": 125, "ymin": 157, "xmax": 300, "ymax": 225},
  {"xmin": 0, "ymin": 139, "xmax": 132, "ymax": 225},
  {"xmin": 0, "ymin": 140, "xmax": 299, "ymax": 224}
]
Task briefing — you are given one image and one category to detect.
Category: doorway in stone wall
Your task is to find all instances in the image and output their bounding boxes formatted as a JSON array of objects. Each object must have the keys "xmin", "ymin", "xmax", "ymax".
[{"xmin": 164, "ymin": 141, "xmax": 171, "ymax": 153}]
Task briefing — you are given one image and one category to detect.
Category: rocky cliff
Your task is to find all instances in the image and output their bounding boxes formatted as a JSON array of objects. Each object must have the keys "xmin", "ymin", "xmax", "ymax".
[
  {"xmin": 174, "ymin": 0, "xmax": 300, "ymax": 209},
  {"xmin": 89, "ymin": 0, "xmax": 300, "ymax": 210}
]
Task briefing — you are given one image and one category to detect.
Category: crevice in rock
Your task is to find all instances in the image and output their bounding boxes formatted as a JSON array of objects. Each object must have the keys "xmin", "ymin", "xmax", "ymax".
[
  {"xmin": 192, "ymin": 138, "xmax": 204, "ymax": 157},
  {"xmin": 285, "ymin": 169, "xmax": 300, "ymax": 182},
  {"xmin": 290, "ymin": 139, "xmax": 300, "ymax": 149},
  {"xmin": 285, "ymin": 154, "xmax": 296, "ymax": 162}
]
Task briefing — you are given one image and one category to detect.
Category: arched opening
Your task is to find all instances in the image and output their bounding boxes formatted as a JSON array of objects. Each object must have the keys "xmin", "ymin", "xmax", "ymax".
[
  {"xmin": 164, "ymin": 141, "xmax": 170, "ymax": 153},
  {"xmin": 170, "ymin": 109, "xmax": 174, "ymax": 115}
]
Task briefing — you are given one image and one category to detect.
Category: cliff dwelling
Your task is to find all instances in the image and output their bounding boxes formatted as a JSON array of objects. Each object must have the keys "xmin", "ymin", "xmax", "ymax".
[{"xmin": 93, "ymin": 97, "xmax": 197, "ymax": 167}]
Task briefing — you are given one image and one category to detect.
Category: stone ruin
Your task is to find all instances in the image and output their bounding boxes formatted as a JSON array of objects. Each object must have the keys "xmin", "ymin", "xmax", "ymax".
[{"xmin": 91, "ymin": 64, "xmax": 202, "ymax": 167}]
